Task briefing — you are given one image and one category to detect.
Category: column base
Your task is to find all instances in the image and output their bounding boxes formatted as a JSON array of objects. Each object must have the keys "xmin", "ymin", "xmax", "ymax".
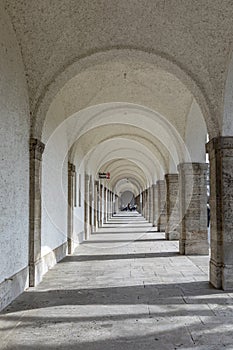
[
  {"xmin": 210, "ymin": 259, "xmax": 233, "ymax": 290},
  {"xmin": 209, "ymin": 259, "xmax": 222, "ymax": 289},
  {"xmin": 179, "ymin": 238, "xmax": 209, "ymax": 255},
  {"xmin": 165, "ymin": 230, "xmax": 179, "ymax": 240}
]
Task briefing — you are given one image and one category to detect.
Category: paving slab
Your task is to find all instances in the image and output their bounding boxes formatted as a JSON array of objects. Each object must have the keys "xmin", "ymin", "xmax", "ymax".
[{"xmin": 0, "ymin": 213, "xmax": 233, "ymax": 349}]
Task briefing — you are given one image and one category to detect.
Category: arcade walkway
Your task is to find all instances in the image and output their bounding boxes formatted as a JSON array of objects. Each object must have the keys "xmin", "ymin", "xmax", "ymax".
[{"xmin": 1, "ymin": 214, "xmax": 233, "ymax": 349}]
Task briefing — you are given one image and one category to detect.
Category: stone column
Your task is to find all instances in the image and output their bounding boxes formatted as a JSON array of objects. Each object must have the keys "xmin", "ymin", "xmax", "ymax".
[
  {"xmin": 178, "ymin": 163, "xmax": 208, "ymax": 255},
  {"xmin": 115, "ymin": 194, "xmax": 117, "ymax": 213},
  {"xmin": 111, "ymin": 192, "xmax": 114, "ymax": 216},
  {"xmin": 29, "ymin": 138, "xmax": 45, "ymax": 287},
  {"xmin": 68, "ymin": 162, "xmax": 76, "ymax": 254},
  {"xmin": 84, "ymin": 174, "xmax": 90, "ymax": 239},
  {"xmin": 97, "ymin": 181, "xmax": 101, "ymax": 227},
  {"xmin": 99, "ymin": 184, "xmax": 104, "ymax": 227},
  {"xmin": 145, "ymin": 189, "xmax": 149, "ymax": 220},
  {"xmin": 157, "ymin": 180, "xmax": 166, "ymax": 231},
  {"xmin": 135, "ymin": 195, "xmax": 140, "ymax": 213},
  {"xmin": 108, "ymin": 190, "xmax": 111, "ymax": 219},
  {"xmin": 89, "ymin": 176, "xmax": 94, "ymax": 234},
  {"xmin": 93, "ymin": 181, "xmax": 98, "ymax": 232},
  {"xmin": 148, "ymin": 186, "xmax": 154, "ymax": 223},
  {"xmin": 142, "ymin": 191, "xmax": 145, "ymax": 217},
  {"xmin": 165, "ymin": 174, "xmax": 180, "ymax": 240},
  {"xmin": 152, "ymin": 184, "xmax": 158, "ymax": 227},
  {"xmin": 104, "ymin": 187, "xmax": 108, "ymax": 223},
  {"xmin": 206, "ymin": 137, "xmax": 233, "ymax": 289}
]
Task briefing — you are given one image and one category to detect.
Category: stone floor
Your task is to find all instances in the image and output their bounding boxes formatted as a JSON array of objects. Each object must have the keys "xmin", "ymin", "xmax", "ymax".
[{"xmin": 1, "ymin": 213, "xmax": 233, "ymax": 349}]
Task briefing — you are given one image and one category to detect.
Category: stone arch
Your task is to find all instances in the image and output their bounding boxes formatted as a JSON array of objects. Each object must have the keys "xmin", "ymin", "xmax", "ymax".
[{"xmin": 33, "ymin": 49, "xmax": 219, "ymax": 140}]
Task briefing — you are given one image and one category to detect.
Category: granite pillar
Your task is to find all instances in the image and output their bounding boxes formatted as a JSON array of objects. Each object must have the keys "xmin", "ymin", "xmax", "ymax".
[
  {"xmin": 157, "ymin": 180, "xmax": 166, "ymax": 231},
  {"xmin": 68, "ymin": 162, "xmax": 76, "ymax": 254},
  {"xmin": 165, "ymin": 174, "xmax": 180, "ymax": 240},
  {"xmin": 84, "ymin": 174, "xmax": 90, "ymax": 239},
  {"xmin": 145, "ymin": 189, "xmax": 149, "ymax": 220},
  {"xmin": 93, "ymin": 181, "xmax": 98, "ymax": 232},
  {"xmin": 148, "ymin": 186, "xmax": 154, "ymax": 224},
  {"xmin": 153, "ymin": 184, "xmax": 159, "ymax": 228},
  {"xmin": 206, "ymin": 137, "xmax": 233, "ymax": 289},
  {"xmin": 29, "ymin": 138, "xmax": 45, "ymax": 286},
  {"xmin": 104, "ymin": 187, "xmax": 108, "ymax": 223},
  {"xmin": 178, "ymin": 163, "xmax": 208, "ymax": 255}
]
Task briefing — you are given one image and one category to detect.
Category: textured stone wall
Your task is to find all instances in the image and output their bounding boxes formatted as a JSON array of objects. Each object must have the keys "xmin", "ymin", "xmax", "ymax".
[
  {"xmin": 178, "ymin": 163, "xmax": 208, "ymax": 255},
  {"xmin": 0, "ymin": 6, "xmax": 30, "ymax": 309},
  {"xmin": 207, "ymin": 137, "xmax": 233, "ymax": 290},
  {"xmin": 165, "ymin": 174, "xmax": 180, "ymax": 240},
  {"xmin": 157, "ymin": 180, "xmax": 166, "ymax": 231}
]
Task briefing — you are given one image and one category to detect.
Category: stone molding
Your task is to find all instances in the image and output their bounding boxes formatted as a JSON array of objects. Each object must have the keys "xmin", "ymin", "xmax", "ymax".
[
  {"xmin": 164, "ymin": 173, "xmax": 178, "ymax": 182},
  {"xmin": 177, "ymin": 162, "xmax": 208, "ymax": 175},
  {"xmin": 29, "ymin": 137, "xmax": 45, "ymax": 161},
  {"xmin": 206, "ymin": 136, "xmax": 233, "ymax": 153},
  {"xmin": 68, "ymin": 162, "xmax": 76, "ymax": 174}
]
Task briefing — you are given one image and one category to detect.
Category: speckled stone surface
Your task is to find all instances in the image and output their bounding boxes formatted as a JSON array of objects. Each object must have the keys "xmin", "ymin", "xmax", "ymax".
[
  {"xmin": 178, "ymin": 163, "xmax": 209, "ymax": 256},
  {"xmin": 165, "ymin": 174, "xmax": 179, "ymax": 240},
  {"xmin": 156, "ymin": 180, "xmax": 166, "ymax": 232},
  {"xmin": 207, "ymin": 137, "xmax": 233, "ymax": 290},
  {"xmin": 4, "ymin": 0, "xmax": 233, "ymax": 137},
  {"xmin": 2, "ymin": 213, "xmax": 231, "ymax": 349}
]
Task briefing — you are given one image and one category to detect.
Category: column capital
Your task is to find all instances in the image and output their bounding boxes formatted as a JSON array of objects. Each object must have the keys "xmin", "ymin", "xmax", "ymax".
[
  {"xmin": 29, "ymin": 138, "xmax": 45, "ymax": 161},
  {"xmin": 156, "ymin": 179, "xmax": 165, "ymax": 186},
  {"xmin": 206, "ymin": 136, "xmax": 233, "ymax": 153},
  {"xmin": 68, "ymin": 162, "xmax": 76, "ymax": 174},
  {"xmin": 165, "ymin": 173, "xmax": 178, "ymax": 182},
  {"xmin": 177, "ymin": 162, "xmax": 208, "ymax": 175}
]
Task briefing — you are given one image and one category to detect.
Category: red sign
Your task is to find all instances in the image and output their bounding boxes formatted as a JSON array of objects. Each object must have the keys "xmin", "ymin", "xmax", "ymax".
[{"xmin": 99, "ymin": 172, "xmax": 110, "ymax": 179}]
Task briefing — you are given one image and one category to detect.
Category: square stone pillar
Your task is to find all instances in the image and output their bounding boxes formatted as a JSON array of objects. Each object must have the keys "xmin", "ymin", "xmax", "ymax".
[
  {"xmin": 89, "ymin": 176, "xmax": 94, "ymax": 234},
  {"xmin": 146, "ymin": 188, "xmax": 150, "ymax": 220},
  {"xmin": 153, "ymin": 184, "xmax": 159, "ymax": 228},
  {"xmin": 142, "ymin": 190, "xmax": 146, "ymax": 217},
  {"xmin": 99, "ymin": 184, "xmax": 104, "ymax": 227},
  {"xmin": 68, "ymin": 162, "xmax": 76, "ymax": 254},
  {"xmin": 84, "ymin": 174, "xmax": 90, "ymax": 239},
  {"xmin": 29, "ymin": 138, "xmax": 45, "ymax": 287},
  {"xmin": 157, "ymin": 180, "xmax": 166, "ymax": 231},
  {"xmin": 206, "ymin": 137, "xmax": 233, "ymax": 290},
  {"xmin": 104, "ymin": 187, "xmax": 108, "ymax": 223},
  {"xmin": 178, "ymin": 163, "xmax": 209, "ymax": 255},
  {"xmin": 93, "ymin": 181, "xmax": 98, "ymax": 232},
  {"xmin": 165, "ymin": 174, "xmax": 180, "ymax": 240},
  {"xmin": 148, "ymin": 186, "xmax": 154, "ymax": 223}
]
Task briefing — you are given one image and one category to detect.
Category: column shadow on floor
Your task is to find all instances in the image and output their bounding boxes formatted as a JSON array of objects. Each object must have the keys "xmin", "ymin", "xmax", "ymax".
[
  {"xmin": 1, "ymin": 281, "xmax": 230, "ymax": 316},
  {"xmin": 61, "ymin": 252, "xmax": 179, "ymax": 261}
]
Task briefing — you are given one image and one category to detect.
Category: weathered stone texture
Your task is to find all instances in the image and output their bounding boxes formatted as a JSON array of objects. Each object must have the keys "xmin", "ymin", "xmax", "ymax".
[
  {"xmin": 29, "ymin": 138, "xmax": 45, "ymax": 286},
  {"xmin": 0, "ymin": 4, "xmax": 30, "ymax": 308},
  {"xmin": 178, "ymin": 163, "xmax": 209, "ymax": 256},
  {"xmin": 165, "ymin": 174, "xmax": 180, "ymax": 240},
  {"xmin": 157, "ymin": 180, "xmax": 166, "ymax": 232},
  {"xmin": 67, "ymin": 162, "xmax": 76, "ymax": 254},
  {"xmin": 207, "ymin": 137, "xmax": 233, "ymax": 290}
]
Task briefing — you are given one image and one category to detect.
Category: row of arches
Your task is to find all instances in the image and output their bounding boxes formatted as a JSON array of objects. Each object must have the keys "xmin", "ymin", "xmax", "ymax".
[{"xmin": 1, "ymin": 3, "xmax": 233, "ymax": 313}]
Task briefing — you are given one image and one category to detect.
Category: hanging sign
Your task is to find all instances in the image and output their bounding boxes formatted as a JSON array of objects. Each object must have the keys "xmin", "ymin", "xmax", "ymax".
[{"xmin": 99, "ymin": 172, "xmax": 110, "ymax": 179}]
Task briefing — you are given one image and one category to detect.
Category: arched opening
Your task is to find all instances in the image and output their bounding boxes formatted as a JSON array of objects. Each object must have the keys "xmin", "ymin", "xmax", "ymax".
[{"xmin": 36, "ymin": 52, "xmax": 211, "ymax": 284}]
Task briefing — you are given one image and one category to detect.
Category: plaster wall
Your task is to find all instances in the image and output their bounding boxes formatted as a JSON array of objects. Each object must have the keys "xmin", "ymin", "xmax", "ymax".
[
  {"xmin": 184, "ymin": 100, "xmax": 207, "ymax": 163},
  {"xmin": 41, "ymin": 127, "xmax": 68, "ymax": 258},
  {"xmin": 121, "ymin": 191, "xmax": 135, "ymax": 208},
  {"xmin": 0, "ymin": 6, "xmax": 30, "ymax": 284},
  {"xmin": 73, "ymin": 164, "xmax": 85, "ymax": 246}
]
